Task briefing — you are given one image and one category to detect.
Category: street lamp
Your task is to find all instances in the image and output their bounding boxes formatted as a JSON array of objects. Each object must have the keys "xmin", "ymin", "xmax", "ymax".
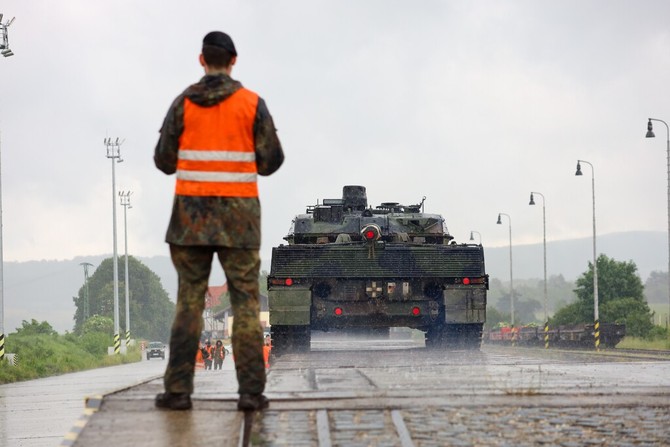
[
  {"xmin": 105, "ymin": 137, "xmax": 123, "ymax": 355},
  {"xmin": 0, "ymin": 132, "xmax": 5, "ymax": 361},
  {"xmin": 469, "ymin": 230, "xmax": 482, "ymax": 245},
  {"xmin": 120, "ymin": 191, "xmax": 132, "ymax": 348},
  {"xmin": 646, "ymin": 118, "xmax": 670, "ymax": 336},
  {"xmin": 529, "ymin": 192, "xmax": 549, "ymax": 348},
  {"xmin": 496, "ymin": 213, "xmax": 514, "ymax": 328},
  {"xmin": 575, "ymin": 160, "xmax": 600, "ymax": 351},
  {"xmin": 0, "ymin": 15, "xmax": 16, "ymax": 58},
  {"xmin": 79, "ymin": 262, "xmax": 94, "ymax": 320}
]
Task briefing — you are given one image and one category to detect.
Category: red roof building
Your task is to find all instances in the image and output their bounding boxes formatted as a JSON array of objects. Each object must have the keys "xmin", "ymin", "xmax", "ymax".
[{"xmin": 205, "ymin": 284, "xmax": 228, "ymax": 310}]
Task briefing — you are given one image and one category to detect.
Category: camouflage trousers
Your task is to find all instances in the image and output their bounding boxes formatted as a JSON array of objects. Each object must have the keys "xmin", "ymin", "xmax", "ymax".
[{"xmin": 164, "ymin": 244, "xmax": 266, "ymax": 395}]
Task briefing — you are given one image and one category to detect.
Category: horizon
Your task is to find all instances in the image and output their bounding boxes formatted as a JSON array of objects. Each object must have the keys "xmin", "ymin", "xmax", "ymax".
[{"xmin": 2, "ymin": 229, "xmax": 666, "ymax": 334}]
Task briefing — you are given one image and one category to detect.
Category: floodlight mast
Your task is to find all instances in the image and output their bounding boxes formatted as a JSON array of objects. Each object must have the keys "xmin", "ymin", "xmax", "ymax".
[{"xmin": 0, "ymin": 15, "xmax": 16, "ymax": 58}]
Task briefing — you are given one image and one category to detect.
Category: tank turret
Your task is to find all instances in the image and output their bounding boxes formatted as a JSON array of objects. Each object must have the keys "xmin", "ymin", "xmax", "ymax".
[{"xmin": 342, "ymin": 185, "xmax": 368, "ymax": 211}]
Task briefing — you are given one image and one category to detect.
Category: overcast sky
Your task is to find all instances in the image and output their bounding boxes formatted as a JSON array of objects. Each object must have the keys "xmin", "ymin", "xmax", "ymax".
[{"xmin": 1, "ymin": 1, "xmax": 669, "ymax": 266}]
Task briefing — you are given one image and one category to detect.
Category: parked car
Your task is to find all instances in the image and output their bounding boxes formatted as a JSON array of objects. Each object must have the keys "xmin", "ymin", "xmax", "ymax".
[{"xmin": 146, "ymin": 341, "xmax": 166, "ymax": 360}]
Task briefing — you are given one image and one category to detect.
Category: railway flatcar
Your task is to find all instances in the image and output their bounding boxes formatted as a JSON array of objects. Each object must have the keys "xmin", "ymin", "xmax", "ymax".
[{"xmin": 484, "ymin": 323, "xmax": 626, "ymax": 348}]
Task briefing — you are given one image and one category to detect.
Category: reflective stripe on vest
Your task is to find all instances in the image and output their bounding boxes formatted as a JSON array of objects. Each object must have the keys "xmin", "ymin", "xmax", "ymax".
[{"xmin": 176, "ymin": 88, "xmax": 259, "ymax": 197}]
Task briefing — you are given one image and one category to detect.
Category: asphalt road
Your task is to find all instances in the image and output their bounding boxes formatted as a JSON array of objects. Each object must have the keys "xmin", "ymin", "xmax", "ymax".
[{"xmin": 0, "ymin": 353, "xmax": 170, "ymax": 447}]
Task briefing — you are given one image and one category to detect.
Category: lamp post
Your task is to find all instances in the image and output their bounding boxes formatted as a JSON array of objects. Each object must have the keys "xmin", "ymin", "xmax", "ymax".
[
  {"xmin": 105, "ymin": 137, "xmax": 123, "ymax": 355},
  {"xmin": 529, "ymin": 192, "xmax": 549, "ymax": 348},
  {"xmin": 496, "ymin": 213, "xmax": 514, "ymax": 329},
  {"xmin": 469, "ymin": 230, "xmax": 482, "ymax": 245},
  {"xmin": 0, "ymin": 15, "xmax": 16, "ymax": 58},
  {"xmin": 79, "ymin": 262, "xmax": 94, "ymax": 321},
  {"xmin": 646, "ymin": 118, "xmax": 670, "ymax": 337},
  {"xmin": 575, "ymin": 160, "xmax": 600, "ymax": 351},
  {"xmin": 0, "ymin": 132, "xmax": 4, "ymax": 361},
  {"xmin": 120, "ymin": 191, "xmax": 132, "ymax": 348}
]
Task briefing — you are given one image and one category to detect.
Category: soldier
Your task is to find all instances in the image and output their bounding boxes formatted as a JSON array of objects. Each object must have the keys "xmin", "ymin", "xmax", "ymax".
[
  {"xmin": 202, "ymin": 340, "xmax": 213, "ymax": 370},
  {"xmin": 213, "ymin": 339, "xmax": 226, "ymax": 370},
  {"xmin": 154, "ymin": 31, "xmax": 284, "ymax": 411}
]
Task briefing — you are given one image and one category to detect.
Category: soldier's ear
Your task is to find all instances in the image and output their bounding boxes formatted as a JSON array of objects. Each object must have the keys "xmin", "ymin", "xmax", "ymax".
[{"xmin": 199, "ymin": 53, "xmax": 206, "ymax": 68}]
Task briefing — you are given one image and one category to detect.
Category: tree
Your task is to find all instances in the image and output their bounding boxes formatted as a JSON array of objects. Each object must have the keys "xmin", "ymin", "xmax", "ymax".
[
  {"xmin": 73, "ymin": 256, "xmax": 175, "ymax": 342},
  {"xmin": 551, "ymin": 254, "xmax": 654, "ymax": 337},
  {"xmin": 493, "ymin": 291, "xmax": 542, "ymax": 325},
  {"xmin": 644, "ymin": 270, "xmax": 668, "ymax": 305},
  {"xmin": 15, "ymin": 319, "xmax": 57, "ymax": 337},
  {"xmin": 484, "ymin": 306, "xmax": 508, "ymax": 330},
  {"xmin": 81, "ymin": 315, "xmax": 114, "ymax": 336},
  {"xmin": 489, "ymin": 275, "xmax": 576, "ymax": 321},
  {"xmin": 547, "ymin": 274, "xmax": 577, "ymax": 313}
]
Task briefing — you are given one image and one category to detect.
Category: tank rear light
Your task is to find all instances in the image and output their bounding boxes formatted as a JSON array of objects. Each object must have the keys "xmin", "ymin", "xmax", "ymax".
[
  {"xmin": 412, "ymin": 307, "xmax": 421, "ymax": 316},
  {"xmin": 269, "ymin": 278, "xmax": 295, "ymax": 286},
  {"xmin": 334, "ymin": 307, "xmax": 343, "ymax": 316},
  {"xmin": 453, "ymin": 277, "xmax": 486, "ymax": 285}
]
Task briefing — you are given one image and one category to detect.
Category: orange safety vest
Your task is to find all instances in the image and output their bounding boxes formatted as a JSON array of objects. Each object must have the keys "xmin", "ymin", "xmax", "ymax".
[
  {"xmin": 195, "ymin": 347, "xmax": 205, "ymax": 369},
  {"xmin": 203, "ymin": 345, "xmax": 213, "ymax": 359},
  {"xmin": 263, "ymin": 344, "xmax": 271, "ymax": 369},
  {"xmin": 176, "ymin": 88, "xmax": 259, "ymax": 198}
]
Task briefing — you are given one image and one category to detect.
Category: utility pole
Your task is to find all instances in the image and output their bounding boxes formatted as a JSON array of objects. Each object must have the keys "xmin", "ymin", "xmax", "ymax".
[
  {"xmin": 104, "ymin": 137, "xmax": 123, "ymax": 355},
  {"xmin": 0, "ymin": 132, "xmax": 4, "ymax": 361},
  {"xmin": 0, "ymin": 14, "xmax": 14, "ymax": 361},
  {"xmin": 119, "ymin": 191, "xmax": 132, "ymax": 347},
  {"xmin": 80, "ymin": 262, "xmax": 94, "ymax": 321},
  {"xmin": 0, "ymin": 14, "xmax": 16, "ymax": 58}
]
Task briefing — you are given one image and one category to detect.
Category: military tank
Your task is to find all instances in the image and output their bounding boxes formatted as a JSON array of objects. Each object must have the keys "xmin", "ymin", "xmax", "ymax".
[{"xmin": 267, "ymin": 185, "xmax": 487, "ymax": 354}]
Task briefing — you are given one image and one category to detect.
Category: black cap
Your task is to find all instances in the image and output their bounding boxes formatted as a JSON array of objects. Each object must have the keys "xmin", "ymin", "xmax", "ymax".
[{"xmin": 203, "ymin": 31, "xmax": 237, "ymax": 56}]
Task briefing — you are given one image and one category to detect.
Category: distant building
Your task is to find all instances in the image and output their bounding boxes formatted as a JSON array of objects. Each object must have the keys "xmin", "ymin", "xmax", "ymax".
[
  {"xmin": 209, "ymin": 285, "xmax": 269, "ymax": 339},
  {"xmin": 201, "ymin": 284, "xmax": 229, "ymax": 340}
]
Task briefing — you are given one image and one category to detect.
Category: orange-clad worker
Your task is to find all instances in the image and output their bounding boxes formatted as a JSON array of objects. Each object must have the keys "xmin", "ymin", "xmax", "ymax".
[
  {"xmin": 262, "ymin": 334, "xmax": 272, "ymax": 369},
  {"xmin": 195, "ymin": 342, "xmax": 205, "ymax": 369},
  {"xmin": 213, "ymin": 340, "xmax": 226, "ymax": 370},
  {"xmin": 203, "ymin": 340, "xmax": 214, "ymax": 370}
]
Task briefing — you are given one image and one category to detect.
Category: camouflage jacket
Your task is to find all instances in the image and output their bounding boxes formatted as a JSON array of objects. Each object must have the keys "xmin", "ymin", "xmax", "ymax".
[{"xmin": 154, "ymin": 73, "xmax": 284, "ymax": 248}]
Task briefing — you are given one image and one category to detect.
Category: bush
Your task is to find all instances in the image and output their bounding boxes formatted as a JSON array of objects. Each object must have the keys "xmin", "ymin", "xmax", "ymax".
[{"xmin": 0, "ymin": 320, "xmax": 140, "ymax": 384}]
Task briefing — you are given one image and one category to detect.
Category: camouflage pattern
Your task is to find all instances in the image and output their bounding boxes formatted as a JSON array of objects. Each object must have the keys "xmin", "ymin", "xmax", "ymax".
[
  {"xmin": 164, "ymin": 245, "xmax": 266, "ymax": 395},
  {"xmin": 154, "ymin": 73, "xmax": 284, "ymax": 248},
  {"xmin": 156, "ymin": 72, "xmax": 282, "ymax": 395}
]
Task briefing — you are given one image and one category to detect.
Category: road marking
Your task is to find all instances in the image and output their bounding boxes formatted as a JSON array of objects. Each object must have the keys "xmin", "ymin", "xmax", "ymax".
[{"xmin": 59, "ymin": 396, "xmax": 102, "ymax": 446}]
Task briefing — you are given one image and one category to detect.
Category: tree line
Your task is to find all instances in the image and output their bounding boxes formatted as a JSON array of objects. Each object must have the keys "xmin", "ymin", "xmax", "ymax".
[
  {"xmin": 487, "ymin": 254, "xmax": 665, "ymax": 338},
  {"xmin": 72, "ymin": 256, "xmax": 175, "ymax": 342}
]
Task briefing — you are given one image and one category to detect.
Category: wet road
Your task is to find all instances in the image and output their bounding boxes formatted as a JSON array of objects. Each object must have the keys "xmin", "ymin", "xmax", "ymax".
[
  {"xmin": 0, "ymin": 355, "xmax": 169, "ymax": 447},
  {"xmin": 70, "ymin": 336, "xmax": 670, "ymax": 446}
]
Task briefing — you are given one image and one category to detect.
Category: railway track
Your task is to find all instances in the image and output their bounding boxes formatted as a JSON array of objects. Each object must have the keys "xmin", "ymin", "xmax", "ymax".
[
  {"xmin": 68, "ymin": 340, "xmax": 670, "ymax": 447},
  {"xmin": 482, "ymin": 343, "xmax": 670, "ymax": 362}
]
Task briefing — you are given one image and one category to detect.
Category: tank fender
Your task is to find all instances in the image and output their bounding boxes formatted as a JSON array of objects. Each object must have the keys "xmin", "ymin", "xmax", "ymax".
[
  {"xmin": 443, "ymin": 288, "xmax": 486, "ymax": 324},
  {"xmin": 269, "ymin": 288, "xmax": 311, "ymax": 325}
]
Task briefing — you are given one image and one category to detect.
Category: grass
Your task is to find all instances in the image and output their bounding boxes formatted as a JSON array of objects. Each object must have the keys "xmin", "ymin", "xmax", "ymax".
[
  {"xmin": 0, "ymin": 332, "xmax": 141, "ymax": 384},
  {"xmin": 649, "ymin": 303, "xmax": 669, "ymax": 326},
  {"xmin": 616, "ymin": 336, "xmax": 670, "ymax": 350}
]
